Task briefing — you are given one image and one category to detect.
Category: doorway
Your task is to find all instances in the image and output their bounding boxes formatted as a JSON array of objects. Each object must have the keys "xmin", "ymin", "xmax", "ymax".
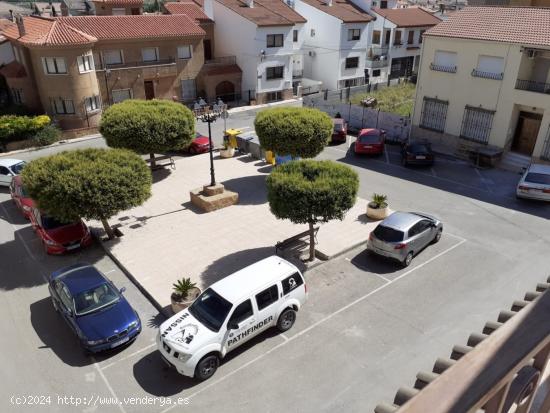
[
  {"xmin": 203, "ymin": 40, "xmax": 212, "ymax": 61},
  {"xmin": 144, "ymin": 81, "xmax": 155, "ymax": 100},
  {"xmin": 215, "ymin": 81, "xmax": 235, "ymax": 102},
  {"xmin": 512, "ymin": 111, "xmax": 542, "ymax": 155}
]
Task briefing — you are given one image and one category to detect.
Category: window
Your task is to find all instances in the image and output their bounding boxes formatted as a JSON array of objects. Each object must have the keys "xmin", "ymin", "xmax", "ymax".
[
  {"xmin": 85, "ymin": 95, "xmax": 100, "ymax": 112},
  {"xmin": 266, "ymin": 66, "xmax": 284, "ymax": 80},
  {"xmin": 419, "ymin": 30, "xmax": 425, "ymax": 44},
  {"xmin": 431, "ymin": 50, "xmax": 457, "ymax": 72},
  {"xmin": 112, "ymin": 89, "xmax": 132, "ymax": 104},
  {"xmin": 103, "ymin": 50, "xmax": 123, "ymax": 65},
  {"xmin": 380, "ymin": 0, "xmax": 388, "ymax": 8},
  {"xmin": 473, "ymin": 55, "xmax": 504, "ymax": 80},
  {"xmin": 394, "ymin": 30, "xmax": 402, "ymax": 45},
  {"xmin": 266, "ymin": 91, "xmax": 282, "ymax": 102},
  {"xmin": 407, "ymin": 30, "xmax": 415, "ymax": 45},
  {"xmin": 0, "ymin": 166, "xmax": 9, "ymax": 175},
  {"xmin": 142, "ymin": 47, "xmax": 159, "ymax": 62},
  {"xmin": 310, "ymin": 28, "xmax": 315, "ymax": 37},
  {"xmin": 372, "ymin": 69, "xmax": 381, "ymax": 77},
  {"xmin": 52, "ymin": 98, "xmax": 75, "ymax": 115},
  {"xmin": 11, "ymin": 88, "xmax": 23, "ymax": 105},
  {"xmin": 112, "ymin": 7, "xmax": 126, "ymax": 15},
  {"xmin": 181, "ymin": 78, "xmax": 196, "ymax": 102},
  {"xmin": 228, "ymin": 300, "xmax": 253, "ymax": 326},
  {"xmin": 384, "ymin": 30, "xmax": 391, "ymax": 45},
  {"xmin": 293, "ymin": 29, "xmax": 298, "ymax": 43},
  {"xmin": 266, "ymin": 34, "xmax": 284, "ymax": 48},
  {"xmin": 77, "ymin": 54, "xmax": 94, "ymax": 73},
  {"xmin": 348, "ymin": 28, "xmax": 360, "ymax": 41},
  {"xmin": 178, "ymin": 45, "xmax": 192, "ymax": 60},
  {"xmin": 43, "ymin": 57, "xmax": 67, "ymax": 74},
  {"xmin": 345, "ymin": 57, "xmax": 359, "ymax": 69},
  {"xmin": 373, "ymin": 225, "xmax": 404, "ymax": 242},
  {"xmin": 255, "ymin": 285, "xmax": 278, "ymax": 311},
  {"xmin": 409, "ymin": 220, "xmax": 431, "ymax": 237},
  {"xmin": 420, "ymin": 97, "xmax": 448, "ymax": 133},
  {"xmin": 282, "ymin": 273, "xmax": 304, "ymax": 295},
  {"xmin": 372, "ymin": 30, "xmax": 381, "ymax": 45},
  {"xmin": 460, "ymin": 106, "xmax": 494, "ymax": 144}
]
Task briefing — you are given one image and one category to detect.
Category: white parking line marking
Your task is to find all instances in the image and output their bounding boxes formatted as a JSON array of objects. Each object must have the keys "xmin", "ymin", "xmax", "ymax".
[
  {"xmin": 104, "ymin": 269, "xmax": 116, "ymax": 275},
  {"xmin": 91, "ymin": 357, "xmax": 126, "ymax": 413},
  {"xmin": 161, "ymin": 238, "xmax": 466, "ymax": 412},
  {"xmin": 100, "ymin": 343, "xmax": 156, "ymax": 370},
  {"xmin": 474, "ymin": 168, "xmax": 494, "ymax": 194},
  {"xmin": 384, "ymin": 147, "xmax": 390, "ymax": 164},
  {"xmin": 280, "ymin": 334, "xmax": 289, "ymax": 342},
  {"xmin": 345, "ymin": 257, "xmax": 391, "ymax": 283}
]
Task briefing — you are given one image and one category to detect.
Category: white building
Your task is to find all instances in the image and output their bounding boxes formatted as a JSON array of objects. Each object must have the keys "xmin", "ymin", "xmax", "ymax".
[{"xmin": 212, "ymin": 0, "xmax": 307, "ymax": 104}]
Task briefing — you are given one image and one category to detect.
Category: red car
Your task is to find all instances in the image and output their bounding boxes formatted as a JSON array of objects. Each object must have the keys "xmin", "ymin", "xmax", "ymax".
[
  {"xmin": 354, "ymin": 128, "xmax": 386, "ymax": 155},
  {"xmin": 10, "ymin": 175, "xmax": 35, "ymax": 219},
  {"xmin": 188, "ymin": 132, "xmax": 210, "ymax": 155},
  {"xmin": 332, "ymin": 118, "xmax": 347, "ymax": 143},
  {"xmin": 29, "ymin": 208, "xmax": 92, "ymax": 255}
]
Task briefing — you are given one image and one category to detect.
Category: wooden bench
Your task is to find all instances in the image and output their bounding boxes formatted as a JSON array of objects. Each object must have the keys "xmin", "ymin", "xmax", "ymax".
[
  {"xmin": 146, "ymin": 155, "xmax": 175, "ymax": 170},
  {"xmin": 275, "ymin": 227, "xmax": 319, "ymax": 256}
]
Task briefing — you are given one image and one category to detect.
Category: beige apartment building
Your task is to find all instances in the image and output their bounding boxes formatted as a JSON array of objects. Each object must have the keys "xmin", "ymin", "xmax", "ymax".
[{"xmin": 412, "ymin": 7, "xmax": 550, "ymax": 166}]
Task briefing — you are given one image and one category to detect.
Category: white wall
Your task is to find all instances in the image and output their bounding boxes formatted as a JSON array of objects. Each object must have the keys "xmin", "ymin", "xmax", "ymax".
[{"xmin": 256, "ymin": 26, "xmax": 294, "ymax": 93}]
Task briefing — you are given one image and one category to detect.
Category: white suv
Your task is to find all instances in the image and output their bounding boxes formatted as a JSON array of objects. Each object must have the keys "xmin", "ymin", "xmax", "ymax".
[{"xmin": 157, "ymin": 256, "xmax": 307, "ymax": 380}]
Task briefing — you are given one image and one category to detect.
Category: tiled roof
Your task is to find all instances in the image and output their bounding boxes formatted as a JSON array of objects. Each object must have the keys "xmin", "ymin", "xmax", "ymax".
[
  {"xmin": 91, "ymin": 0, "xmax": 143, "ymax": 4},
  {"xmin": 164, "ymin": 2, "xmax": 212, "ymax": 22},
  {"xmin": 372, "ymin": 7, "xmax": 441, "ymax": 28},
  {"xmin": 204, "ymin": 64, "xmax": 242, "ymax": 76},
  {"xmin": 218, "ymin": 0, "xmax": 306, "ymax": 27},
  {"xmin": 3, "ymin": 17, "xmax": 97, "ymax": 46},
  {"xmin": 425, "ymin": 6, "xmax": 550, "ymax": 47},
  {"xmin": 0, "ymin": 61, "xmax": 27, "ymax": 78},
  {"xmin": 301, "ymin": 0, "xmax": 373, "ymax": 23}
]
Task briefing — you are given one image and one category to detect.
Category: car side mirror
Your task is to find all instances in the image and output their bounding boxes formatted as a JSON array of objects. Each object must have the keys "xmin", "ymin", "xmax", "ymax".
[
  {"xmin": 119, "ymin": 287, "xmax": 126, "ymax": 294},
  {"xmin": 228, "ymin": 321, "xmax": 239, "ymax": 330}
]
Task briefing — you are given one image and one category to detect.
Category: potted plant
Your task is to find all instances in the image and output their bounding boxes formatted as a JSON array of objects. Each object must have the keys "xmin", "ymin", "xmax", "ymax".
[
  {"xmin": 367, "ymin": 193, "xmax": 390, "ymax": 220},
  {"xmin": 220, "ymin": 140, "xmax": 235, "ymax": 158},
  {"xmin": 170, "ymin": 277, "xmax": 201, "ymax": 314}
]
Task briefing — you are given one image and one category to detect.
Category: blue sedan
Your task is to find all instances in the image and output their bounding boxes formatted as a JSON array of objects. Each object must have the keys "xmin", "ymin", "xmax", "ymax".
[{"xmin": 48, "ymin": 263, "xmax": 141, "ymax": 353}]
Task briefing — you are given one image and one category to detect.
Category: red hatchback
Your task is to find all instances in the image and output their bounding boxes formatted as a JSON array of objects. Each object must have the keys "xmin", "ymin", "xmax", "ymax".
[
  {"xmin": 29, "ymin": 208, "xmax": 92, "ymax": 255},
  {"xmin": 10, "ymin": 175, "xmax": 35, "ymax": 219},
  {"xmin": 188, "ymin": 132, "xmax": 210, "ymax": 155},
  {"xmin": 354, "ymin": 129, "xmax": 386, "ymax": 155}
]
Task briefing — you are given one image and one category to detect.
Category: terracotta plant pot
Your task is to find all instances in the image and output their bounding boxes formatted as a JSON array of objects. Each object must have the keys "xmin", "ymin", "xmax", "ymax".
[
  {"xmin": 220, "ymin": 147, "xmax": 235, "ymax": 158},
  {"xmin": 170, "ymin": 286, "xmax": 201, "ymax": 314},
  {"xmin": 367, "ymin": 202, "xmax": 389, "ymax": 220}
]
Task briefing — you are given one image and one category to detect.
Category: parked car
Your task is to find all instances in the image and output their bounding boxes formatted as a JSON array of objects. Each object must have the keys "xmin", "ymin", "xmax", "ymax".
[
  {"xmin": 29, "ymin": 208, "xmax": 93, "ymax": 254},
  {"xmin": 367, "ymin": 211, "xmax": 443, "ymax": 267},
  {"xmin": 516, "ymin": 163, "xmax": 550, "ymax": 201},
  {"xmin": 331, "ymin": 118, "xmax": 347, "ymax": 143},
  {"xmin": 401, "ymin": 142, "xmax": 435, "ymax": 166},
  {"xmin": 354, "ymin": 129, "xmax": 386, "ymax": 155},
  {"xmin": 48, "ymin": 263, "xmax": 141, "ymax": 353},
  {"xmin": 0, "ymin": 158, "xmax": 26, "ymax": 186},
  {"xmin": 188, "ymin": 132, "xmax": 210, "ymax": 155},
  {"xmin": 158, "ymin": 256, "xmax": 307, "ymax": 381},
  {"xmin": 9, "ymin": 175, "xmax": 35, "ymax": 219}
]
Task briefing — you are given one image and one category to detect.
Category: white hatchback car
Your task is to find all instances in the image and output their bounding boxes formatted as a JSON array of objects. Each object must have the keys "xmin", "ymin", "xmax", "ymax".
[
  {"xmin": 516, "ymin": 163, "xmax": 550, "ymax": 201},
  {"xmin": 0, "ymin": 158, "xmax": 26, "ymax": 187},
  {"xmin": 158, "ymin": 256, "xmax": 307, "ymax": 381}
]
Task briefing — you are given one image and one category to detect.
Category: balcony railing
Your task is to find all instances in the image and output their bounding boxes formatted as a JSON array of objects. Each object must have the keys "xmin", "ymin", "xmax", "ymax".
[
  {"xmin": 204, "ymin": 56, "xmax": 237, "ymax": 66},
  {"xmin": 429, "ymin": 63, "xmax": 457, "ymax": 73},
  {"xmin": 367, "ymin": 47, "xmax": 389, "ymax": 60},
  {"xmin": 292, "ymin": 69, "xmax": 303, "ymax": 78},
  {"xmin": 365, "ymin": 59, "xmax": 389, "ymax": 69},
  {"xmin": 471, "ymin": 69, "xmax": 503, "ymax": 80},
  {"xmin": 515, "ymin": 79, "xmax": 550, "ymax": 95},
  {"xmin": 97, "ymin": 57, "xmax": 176, "ymax": 71}
]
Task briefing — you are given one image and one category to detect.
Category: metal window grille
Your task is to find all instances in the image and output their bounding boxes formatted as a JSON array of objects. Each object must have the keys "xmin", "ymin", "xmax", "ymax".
[
  {"xmin": 420, "ymin": 97, "xmax": 448, "ymax": 133},
  {"xmin": 460, "ymin": 106, "xmax": 495, "ymax": 144},
  {"xmin": 541, "ymin": 126, "xmax": 550, "ymax": 161}
]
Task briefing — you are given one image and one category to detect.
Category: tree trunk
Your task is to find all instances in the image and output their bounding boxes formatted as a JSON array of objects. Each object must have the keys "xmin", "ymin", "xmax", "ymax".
[
  {"xmin": 308, "ymin": 221, "xmax": 315, "ymax": 262},
  {"xmin": 101, "ymin": 218, "xmax": 116, "ymax": 240},
  {"xmin": 149, "ymin": 153, "xmax": 156, "ymax": 169}
]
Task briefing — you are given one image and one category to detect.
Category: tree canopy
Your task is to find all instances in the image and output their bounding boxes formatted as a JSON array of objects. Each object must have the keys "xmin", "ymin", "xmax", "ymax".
[
  {"xmin": 266, "ymin": 159, "xmax": 358, "ymax": 260},
  {"xmin": 254, "ymin": 107, "xmax": 333, "ymax": 158},
  {"xmin": 22, "ymin": 148, "xmax": 152, "ymax": 238}
]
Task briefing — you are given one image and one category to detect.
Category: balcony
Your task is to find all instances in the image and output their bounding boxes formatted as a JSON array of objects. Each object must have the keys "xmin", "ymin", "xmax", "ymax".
[
  {"xmin": 515, "ymin": 79, "xmax": 550, "ymax": 95},
  {"xmin": 367, "ymin": 47, "xmax": 389, "ymax": 68},
  {"xmin": 365, "ymin": 59, "xmax": 389, "ymax": 69},
  {"xmin": 429, "ymin": 63, "xmax": 457, "ymax": 73},
  {"xmin": 471, "ymin": 68, "xmax": 503, "ymax": 80},
  {"xmin": 97, "ymin": 57, "xmax": 176, "ymax": 71},
  {"xmin": 204, "ymin": 56, "xmax": 237, "ymax": 66}
]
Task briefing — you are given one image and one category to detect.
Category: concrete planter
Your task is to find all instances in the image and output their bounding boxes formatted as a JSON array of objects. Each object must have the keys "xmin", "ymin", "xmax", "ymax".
[
  {"xmin": 367, "ymin": 202, "xmax": 389, "ymax": 220},
  {"xmin": 170, "ymin": 287, "xmax": 201, "ymax": 314},
  {"xmin": 220, "ymin": 147, "xmax": 235, "ymax": 158}
]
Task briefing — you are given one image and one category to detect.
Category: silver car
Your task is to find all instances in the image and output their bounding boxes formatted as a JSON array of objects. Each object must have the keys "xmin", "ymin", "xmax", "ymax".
[{"xmin": 367, "ymin": 212, "xmax": 443, "ymax": 267}]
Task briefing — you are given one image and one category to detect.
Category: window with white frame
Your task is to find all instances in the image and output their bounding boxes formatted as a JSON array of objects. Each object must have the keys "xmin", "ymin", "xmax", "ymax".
[
  {"xmin": 266, "ymin": 34, "xmax": 284, "ymax": 48},
  {"xmin": 11, "ymin": 88, "xmax": 23, "ymax": 105},
  {"xmin": 112, "ymin": 89, "xmax": 132, "ymax": 104},
  {"xmin": 142, "ymin": 47, "xmax": 159, "ymax": 62},
  {"xmin": 177, "ymin": 45, "xmax": 192, "ymax": 60},
  {"xmin": 85, "ymin": 95, "xmax": 100, "ymax": 112},
  {"xmin": 103, "ymin": 50, "xmax": 123, "ymax": 65},
  {"xmin": 266, "ymin": 66, "xmax": 284, "ymax": 80},
  {"xmin": 52, "ymin": 98, "xmax": 75, "ymax": 115},
  {"xmin": 431, "ymin": 50, "xmax": 457, "ymax": 72},
  {"xmin": 112, "ymin": 7, "xmax": 126, "ymax": 15},
  {"xmin": 347, "ymin": 29, "xmax": 360, "ymax": 41},
  {"xmin": 77, "ymin": 54, "xmax": 94, "ymax": 73},
  {"xmin": 43, "ymin": 57, "xmax": 67, "ymax": 74},
  {"xmin": 473, "ymin": 55, "xmax": 504, "ymax": 80}
]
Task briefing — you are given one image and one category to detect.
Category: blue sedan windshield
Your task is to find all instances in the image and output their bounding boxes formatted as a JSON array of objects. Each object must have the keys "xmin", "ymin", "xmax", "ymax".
[{"xmin": 74, "ymin": 283, "xmax": 120, "ymax": 316}]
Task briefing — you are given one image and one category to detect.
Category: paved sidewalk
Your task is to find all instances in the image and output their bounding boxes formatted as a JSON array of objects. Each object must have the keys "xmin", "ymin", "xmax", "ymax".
[{"xmin": 91, "ymin": 153, "xmax": 375, "ymax": 313}]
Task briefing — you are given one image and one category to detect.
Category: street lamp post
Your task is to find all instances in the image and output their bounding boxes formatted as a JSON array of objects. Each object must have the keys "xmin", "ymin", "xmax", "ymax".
[{"xmin": 194, "ymin": 107, "xmax": 220, "ymax": 187}]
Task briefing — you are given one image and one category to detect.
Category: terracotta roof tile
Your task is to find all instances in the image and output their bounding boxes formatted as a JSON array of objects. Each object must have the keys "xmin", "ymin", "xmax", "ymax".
[
  {"xmin": 372, "ymin": 7, "xmax": 441, "ymax": 28},
  {"xmin": 92, "ymin": 0, "xmax": 143, "ymax": 4},
  {"xmin": 3, "ymin": 17, "xmax": 97, "ymax": 46},
  {"xmin": 425, "ymin": 6, "xmax": 550, "ymax": 47},
  {"xmin": 0, "ymin": 61, "xmax": 27, "ymax": 78},
  {"xmin": 218, "ymin": 0, "xmax": 306, "ymax": 26},
  {"xmin": 164, "ymin": 2, "xmax": 212, "ymax": 22},
  {"xmin": 301, "ymin": 0, "xmax": 373, "ymax": 23}
]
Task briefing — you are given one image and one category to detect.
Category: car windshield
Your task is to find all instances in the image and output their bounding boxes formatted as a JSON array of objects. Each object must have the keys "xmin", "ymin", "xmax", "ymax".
[
  {"xmin": 408, "ymin": 144, "xmax": 430, "ymax": 153},
  {"xmin": 333, "ymin": 123, "xmax": 344, "ymax": 132},
  {"xmin": 41, "ymin": 215, "xmax": 74, "ymax": 230},
  {"xmin": 189, "ymin": 288, "xmax": 232, "ymax": 332},
  {"xmin": 74, "ymin": 282, "xmax": 120, "ymax": 316},
  {"xmin": 525, "ymin": 172, "xmax": 550, "ymax": 185},
  {"xmin": 374, "ymin": 225, "xmax": 404, "ymax": 242},
  {"xmin": 359, "ymin": 134, "xmax": 381, "ymax": 143},
  {"xmin": 11, "ymin": 161, "xmax": 26, "ymax": 174}
]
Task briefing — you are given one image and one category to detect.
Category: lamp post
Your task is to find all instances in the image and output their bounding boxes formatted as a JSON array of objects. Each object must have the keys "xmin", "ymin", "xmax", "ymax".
[{"xmin": 194, "ymin": 107, "xmax": 220, "ymax": 187}]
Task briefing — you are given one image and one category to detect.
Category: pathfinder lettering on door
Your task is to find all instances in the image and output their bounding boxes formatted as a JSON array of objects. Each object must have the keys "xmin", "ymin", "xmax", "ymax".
[{"xmin": 227, "ymin": 316, "xmax": 274, "ymax": 347}]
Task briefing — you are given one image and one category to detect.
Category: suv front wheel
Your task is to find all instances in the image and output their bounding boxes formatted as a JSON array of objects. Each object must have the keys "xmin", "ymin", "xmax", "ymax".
[{"xmin": 195, "ymin": 354, "xmax": 219, "ymax": 381}]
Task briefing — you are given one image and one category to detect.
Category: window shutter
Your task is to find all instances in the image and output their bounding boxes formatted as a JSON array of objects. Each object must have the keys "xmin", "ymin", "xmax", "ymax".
[{"xmin": 56, "ymin": 58, "xmax": 67, "ymax": 73}]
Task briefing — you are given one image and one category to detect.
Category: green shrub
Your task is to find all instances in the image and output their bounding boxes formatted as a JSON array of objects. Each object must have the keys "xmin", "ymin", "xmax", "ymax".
[
  {"xmin": 33, "ymin": 125, "xmax": 61, "ymax": 147},
  {"xmin": 0, "ymin": 114, "xmax": 52, "ymax": 145}
]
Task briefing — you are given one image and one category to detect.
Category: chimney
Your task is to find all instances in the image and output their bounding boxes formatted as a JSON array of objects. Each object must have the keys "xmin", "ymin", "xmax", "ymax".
[
  {"xmin": 9, "ymin": 9, "xmax": 14, "ymax": 22},
  {"xmin": 16, "ymin": 15, "xmax": 25, "ymax": 37},
  {"xmin": 245, "ymin": 0, "xmax": 254, "ymax": 7}
]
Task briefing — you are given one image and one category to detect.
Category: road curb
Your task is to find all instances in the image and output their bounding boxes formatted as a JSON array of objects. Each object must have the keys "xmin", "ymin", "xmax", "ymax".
[
  {"xmin": 0, "ymin": 134, "xmax": 103, "ymax": 157},
  {"xmin": 312, "ymin": 238, "xmax": 368, "ymax": 266}
]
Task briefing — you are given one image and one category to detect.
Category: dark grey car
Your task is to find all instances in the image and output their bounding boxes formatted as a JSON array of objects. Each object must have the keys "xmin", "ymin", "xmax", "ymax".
[{"xmin": 367, "ymin": 212, "xmax": 443, "ymax": 267}]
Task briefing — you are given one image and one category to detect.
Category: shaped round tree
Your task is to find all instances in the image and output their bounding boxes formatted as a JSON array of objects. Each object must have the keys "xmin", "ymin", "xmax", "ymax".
[
  {"xmin": 267, "ymin": 160, "xmax": 359, "ymax": 261},
  {"xmin": 100, "ymin": 99, "xmax": 195, "ymax": 168},
  {"xmin": 22, "ymin": 148, "xmax": 152, "ymax": 239},
  {"xmin": 254, "ymin": 107, "xmax": 333, "ymax": 158}
]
